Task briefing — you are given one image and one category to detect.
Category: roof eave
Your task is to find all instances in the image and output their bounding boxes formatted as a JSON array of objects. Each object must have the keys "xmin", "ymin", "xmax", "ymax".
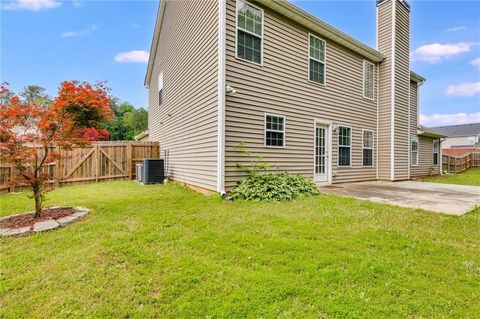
[
  {"xmin": 255, "ymin": 0, "xmax": 385, "ymax": 63},
  {"xmin": 417, "ymin": 128, "xmax": 447, "ymax": 138},
  {"xmin": 144, "ymin": 1, "xmax": 166, "ymax": 88},
  {"xmin": 410, "ymin": 71, "xmax": 426, "ymax": 83}
]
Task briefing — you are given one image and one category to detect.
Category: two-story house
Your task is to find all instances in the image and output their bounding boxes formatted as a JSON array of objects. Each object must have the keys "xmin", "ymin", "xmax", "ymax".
[{"xmin": 145, "ymin": 0, "xmax": 444, "ymax": 193}]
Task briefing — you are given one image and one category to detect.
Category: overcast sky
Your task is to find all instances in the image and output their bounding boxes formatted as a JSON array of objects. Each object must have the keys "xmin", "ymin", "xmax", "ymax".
[{"xmin": 1, "ymin": 0, "xmax": 479, "ymax": 127}]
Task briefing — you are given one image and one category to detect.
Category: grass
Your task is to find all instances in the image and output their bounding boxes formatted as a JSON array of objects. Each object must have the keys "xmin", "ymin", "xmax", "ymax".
[
  {"xmin": 1, "ymin": 181, "xmax": 479, "ymax": 318},
  {"xmin": 423, "ymin": 167, "xmax": 480, "ymax": 186}
]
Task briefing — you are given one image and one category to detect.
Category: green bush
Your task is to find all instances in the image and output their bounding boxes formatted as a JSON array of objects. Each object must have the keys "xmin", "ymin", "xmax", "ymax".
[{"xmin": 233, "ymin": 172, "xmax": 319, "ymax": 202}]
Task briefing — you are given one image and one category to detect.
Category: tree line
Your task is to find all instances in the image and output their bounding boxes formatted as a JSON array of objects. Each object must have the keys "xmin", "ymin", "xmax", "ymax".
[{"xmin": 1, "ymin": 84, "xmax": 148, "ymax": 141}]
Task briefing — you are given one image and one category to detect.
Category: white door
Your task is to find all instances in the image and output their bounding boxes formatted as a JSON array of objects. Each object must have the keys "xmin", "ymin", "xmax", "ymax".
[{"xmin": 315, "ymin": 124, "xmax": 329, "ymax": 182}]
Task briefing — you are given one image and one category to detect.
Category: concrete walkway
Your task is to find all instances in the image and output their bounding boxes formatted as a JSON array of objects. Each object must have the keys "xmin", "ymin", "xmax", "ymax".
[{"xmin": 319, "ymin": 181, "xmax": 480, "ymax": 216}]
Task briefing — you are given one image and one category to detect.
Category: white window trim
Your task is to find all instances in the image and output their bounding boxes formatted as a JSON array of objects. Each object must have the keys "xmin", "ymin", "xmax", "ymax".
[
  {"xmin": 411, "ymin": 135, "xmax": 419, "ymax": 167},
  {"xmin": 235, "ymin": 0, "xmax": 264, "ymax": 66},
  {"xmin": 264, "ymin": 113, "xmax": 286, "ymax": 148},
  {"xmin": 432, "ymin": 139, "xmax": 439, "ymax": 166},
  {"xmin": 308, "ymin": 33, "xmax": 327, "ymax": 86},
  {"xmin": 362, "ymin": 60, "xmax": 375, "ymax": 100},
  {"xmin": 467, "ymin": 136, "xmax": 476, "ymax": 145},
  {"xmin": 362, "ymin": 129, "xmax": 375, "ymax": 167},
  {"xmin": 337, "ymin": 125, "xmax": 352, "ymax": 167}
]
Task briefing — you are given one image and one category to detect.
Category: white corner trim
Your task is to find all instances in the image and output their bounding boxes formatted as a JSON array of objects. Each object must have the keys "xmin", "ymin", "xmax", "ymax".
[
  {"xmin": 217, "ymin": 0, "xmax": 226, "ymax": 194},
  {"xmin": 390, "ymin": 0, "xmax": 396, "ymax": 181}
]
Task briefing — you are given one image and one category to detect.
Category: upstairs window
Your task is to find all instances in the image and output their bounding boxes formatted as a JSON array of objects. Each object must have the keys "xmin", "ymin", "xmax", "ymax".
[
  {"xmin": 433, "ymin": 139, "xmax": 439, "ymax": 165},
  {"xmin": 309, "ymin": 35, "xmax": 326, "ymax": 85},
  {"xmin": 158, "ymin": 72, "xmax": 164, "ymax": 106},
  {"xmin": 411, "ymin": 135, "xmax": 418, "ymax": 166},
  {"xmin": 467, "ymin": 136, "xmax": 476, "ymax": 145},
  {"xmin": 338, "ymin": 126, "xmax": 351, "ymax": 166},
  {"xmin": 362, "ymin": 130, "xmax": 374, "ymax": 166},
  {"xmin": 363, "ymin": 60, "xmax": 374, "ymax": 100},
  {"xmin": 265, "ymin": 114, "xmax": 285, "ymax": 147},
  {"xmin": 236, "ymin": 0, "xmax": 263, "ymax": 65}
]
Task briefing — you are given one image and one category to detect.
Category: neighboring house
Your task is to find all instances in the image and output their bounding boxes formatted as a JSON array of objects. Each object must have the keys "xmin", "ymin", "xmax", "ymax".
[
  {"xmin": 145, "ymin": 0, "xmax": 444, "ymax": 193},
  {"xmin": 429, "ymin": 123, "xmax": 480, "ymax": 149}
]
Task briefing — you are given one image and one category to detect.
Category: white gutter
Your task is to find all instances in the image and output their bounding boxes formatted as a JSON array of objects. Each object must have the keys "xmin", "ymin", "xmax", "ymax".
[{"xmin": 217, "ymin": 0, "xmax": 226, "ymax": 194}]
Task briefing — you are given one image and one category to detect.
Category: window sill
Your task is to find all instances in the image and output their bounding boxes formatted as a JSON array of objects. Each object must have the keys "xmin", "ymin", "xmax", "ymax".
[
  {"xmin": 362, "ymin": 96, "xmax": 375, "ymax": 102},
  {"xmin": 235, "ymin": 55, "xmax": 263, "ymax": 67},
  {"xmin": 307, "ymin": 79, "xmax": 326, "ymax": 87}
]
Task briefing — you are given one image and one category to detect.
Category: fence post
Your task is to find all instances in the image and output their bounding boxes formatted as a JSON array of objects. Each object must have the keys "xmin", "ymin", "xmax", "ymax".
[
  {"xmin": 9, "ymin": 167, "xmax": 14, "ymax": 193},
  {"xmin": 127, "ymin": 143, "xmax": 132, "ymax": 180},
  {"xmin": 54, "ymin": 146, "xmax": 61, "ymax": 188},
  {"xmin": 95, "ymin": 144, "xmax": 100, "ymax": 183}
]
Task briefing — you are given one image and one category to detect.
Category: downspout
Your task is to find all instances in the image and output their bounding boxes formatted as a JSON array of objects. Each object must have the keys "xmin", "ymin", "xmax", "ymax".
[
  {"xmin": 407, "ymin": 78, "xmax": 411, "ymax": 180},
  {"xmin": 375, "ymin": 4, "xmax": 379, "ymax": 181},
  {"xmin": 439, "ymin": 138, "xmax": 445, "ymax": 175},
  {"xmin": 376, "ymin": 62, "xmax": 380, "ymax": 180},
  {"xmin": 217, "ymin": 0, "xmax": 226, "ymax": 194}
]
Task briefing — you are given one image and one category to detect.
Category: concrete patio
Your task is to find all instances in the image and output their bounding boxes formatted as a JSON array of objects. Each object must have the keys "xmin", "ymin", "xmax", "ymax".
[{"xmin": 319, "ymin": 181, "xmax": 480, "ymax": 216}]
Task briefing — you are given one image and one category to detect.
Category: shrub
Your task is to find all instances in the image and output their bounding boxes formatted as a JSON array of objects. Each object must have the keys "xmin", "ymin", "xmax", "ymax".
[{"xmin": 233, "ymin": 172, "xmax": 319, "ymax": 202}]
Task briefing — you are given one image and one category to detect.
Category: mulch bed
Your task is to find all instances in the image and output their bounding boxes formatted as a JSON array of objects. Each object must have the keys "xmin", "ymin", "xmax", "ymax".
[{"xmin": 0, "ymin": 207, "xmax": 74, "ymax": 229}]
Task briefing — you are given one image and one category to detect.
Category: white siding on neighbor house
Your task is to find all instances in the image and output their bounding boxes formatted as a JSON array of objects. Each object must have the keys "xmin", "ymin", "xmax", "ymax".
[
  {"xmin": 148, "ymin": 0, "xmax": 219, "ymax": 191},
  {"xmin": 224, "ymin": 0, "xmax": 378, "ymax": 190},
  {"xmin": 442, "ymin": 136, "xmax": 479, "ymax": 148}
]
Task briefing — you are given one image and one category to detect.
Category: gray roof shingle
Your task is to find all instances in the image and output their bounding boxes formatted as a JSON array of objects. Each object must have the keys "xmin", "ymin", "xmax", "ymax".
[{"xmin": 428, "ymin": 123, "xmax": 480, "ymax": 137}]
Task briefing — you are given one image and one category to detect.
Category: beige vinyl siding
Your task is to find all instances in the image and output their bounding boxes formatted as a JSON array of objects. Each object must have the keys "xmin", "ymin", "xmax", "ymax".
[
  {"xmin": 148, "ymin": 0, "xmax": 218, "ymax": 191},
  {"xmin": 392, "ymin": 0, "xmax": 410, "ymax": 180},
  {"xmin": 411, "ymin": 136, "xmax": 440, "ymax": 177},
  {"xmin": 224, "ymin": 0, "xmax": 377, "ymax": 190},
  {"xmin": 409, "ymin": 80, "xmax": 418, "ymax": 170},
  {"xmin": 409, "ymin": 80, "xmax": 439, "ymax": 177},
  {"xmin": 376, "ymin": 0, "xmax": 393, "ymax": 180},
  {"xmin": 409, "ymin": 81, "xmax": 418, "ymax": 136}
]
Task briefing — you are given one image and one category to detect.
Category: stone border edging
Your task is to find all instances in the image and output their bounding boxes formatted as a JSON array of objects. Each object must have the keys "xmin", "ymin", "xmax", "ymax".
[{"xmin": 0, "ymin": 206, "xmax": 89, "ymax": 238}]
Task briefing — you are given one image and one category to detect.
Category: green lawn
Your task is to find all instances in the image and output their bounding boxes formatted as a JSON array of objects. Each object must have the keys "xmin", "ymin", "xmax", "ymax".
[
  {"xmin": 423, "ymin": 167, "xmax": 480, "ymax": 186},
  {"xmin": 1, "ymin": 181, "xmax": 479, "ymax": 318}
]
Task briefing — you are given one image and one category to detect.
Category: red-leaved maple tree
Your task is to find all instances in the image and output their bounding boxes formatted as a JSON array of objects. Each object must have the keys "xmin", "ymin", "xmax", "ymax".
[{"xmin": 0, "ymin": 81, "xmax": 113, "ymax": 216}]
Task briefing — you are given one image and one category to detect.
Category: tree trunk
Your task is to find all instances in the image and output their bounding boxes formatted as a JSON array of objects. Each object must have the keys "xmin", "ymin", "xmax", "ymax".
[{"xmin": 33, "ymin": 185, "xmax": 42, "ymax": 217}]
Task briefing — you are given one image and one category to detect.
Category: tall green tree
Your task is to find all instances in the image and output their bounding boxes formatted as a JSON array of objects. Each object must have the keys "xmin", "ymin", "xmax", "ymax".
[
  {"xmin": 19, "ymin": 85, "xmax": 53, "ymax": 108},
  {"xmin": 103, "ymin": 98, "xmax": 148, "ymax": 140}
]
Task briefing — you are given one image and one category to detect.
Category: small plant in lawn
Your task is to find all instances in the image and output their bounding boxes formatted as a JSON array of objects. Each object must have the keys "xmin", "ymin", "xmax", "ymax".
[
  {"xmin": 0, "ymin": 81, "xmax": 113, "ymax": 216},
  {"xmin": 233, "ymin": 142, "xmax": 319, "ymax": 202}
]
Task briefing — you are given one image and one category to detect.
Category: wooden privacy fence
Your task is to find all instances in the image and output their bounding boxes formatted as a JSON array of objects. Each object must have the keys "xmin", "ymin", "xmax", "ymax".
[
  {"xmin": 442, "ymin": 152, "xmax": 480, "ymax": 174},
  {"xmin": 0, "ymin": 141, "xmax": 159, "ymax": 193}
]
